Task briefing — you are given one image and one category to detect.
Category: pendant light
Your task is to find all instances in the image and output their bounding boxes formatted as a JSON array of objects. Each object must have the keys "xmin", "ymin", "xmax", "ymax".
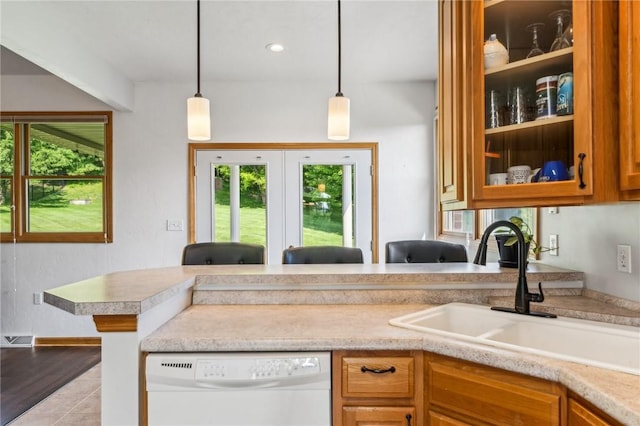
[
  {"xmin": 328, "ymin": 0, "xmax": 350, "ymax": 141},
  {"xmin": 187, "ymin": 0, "xmax": 211, "ymax": 141}
]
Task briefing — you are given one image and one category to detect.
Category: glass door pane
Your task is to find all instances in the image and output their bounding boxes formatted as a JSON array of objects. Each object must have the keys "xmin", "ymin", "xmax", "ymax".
[
  {"xmin": 212, "ymin": 164, "xmax": 267, "ymax": 245},
  {"xmin": 301, "ymin": 164, "xmax": 354, "ymax": 247},
  {"xmin": 195, "ymin": 150, "xmax": 284, "ymax": 263},
  {"xmin": 284, "ymin": 150, "xmax": 372, "ymax": 263}
]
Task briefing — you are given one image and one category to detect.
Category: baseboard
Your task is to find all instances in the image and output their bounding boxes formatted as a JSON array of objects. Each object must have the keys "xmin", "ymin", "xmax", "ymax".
[{"xmin": 35, "ymin": 337, "xmax": 102, "ymax": 347}]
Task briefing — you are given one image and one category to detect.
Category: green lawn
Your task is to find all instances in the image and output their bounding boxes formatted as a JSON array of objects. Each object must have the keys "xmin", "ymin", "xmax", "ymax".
[
  {"xmin": 214, "ymin": 203, "xmax": 343, "ymax": 246},
  {"xmin": 0, "ymin": 181, "xmax": 103, "ymax": 232}
]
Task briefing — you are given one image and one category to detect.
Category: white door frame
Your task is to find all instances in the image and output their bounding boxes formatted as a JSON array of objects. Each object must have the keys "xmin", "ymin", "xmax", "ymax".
[{"xmin": 188, "ymin": 143, "xmax": 379, "ymax": 263}]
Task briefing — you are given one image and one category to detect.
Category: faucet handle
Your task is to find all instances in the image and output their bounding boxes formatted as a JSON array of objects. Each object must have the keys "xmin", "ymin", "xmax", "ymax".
[{"xmin": 529, "ymin": 282, "xmax": 545, "ymax": 303}]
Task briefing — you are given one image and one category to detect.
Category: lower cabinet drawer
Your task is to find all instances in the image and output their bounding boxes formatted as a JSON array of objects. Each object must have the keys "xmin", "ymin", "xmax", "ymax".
[
  {"xmin": 426, "ymin": 358, "xmax": 562, "ymax": 426},
  {"xmin": 343, "ymin": 406, "xmax": 415, "ymax": 426},
  {"xmin": 342, "ymin": 356, "xmax": 415, "ymax": 398}
]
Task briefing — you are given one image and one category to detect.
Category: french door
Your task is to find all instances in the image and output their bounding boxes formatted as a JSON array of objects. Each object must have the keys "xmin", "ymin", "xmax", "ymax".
[{"xmin": 191, "ymin": 143, "xmax": 376, "ymax": 264}]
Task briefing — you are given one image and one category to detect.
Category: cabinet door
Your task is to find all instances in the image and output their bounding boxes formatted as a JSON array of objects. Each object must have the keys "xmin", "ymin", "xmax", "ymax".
[
  {"xmin": 428, "ymin": 411, "xmax": 471, "ymax": 426},
  {"xmin": 466, "ymin": 0, "xmax": 619, "ymax": 208},
  {"xmin": 425, "ymin": 354, "xmax": 564, "ymax": 426},
  {"xmin": 343, "ymin": 406, "xmax": 415, "ymax": 426},
  {"xmin": 619, "ymin": 0, "xmax": 640, "ymax": 199},
  {"xmin": 438, "ymin": 0, "xmax": 473, "ymax": 208},
  {"xmin": 568, "ymin": 397, "xmax": 623, "ymax": 426}
]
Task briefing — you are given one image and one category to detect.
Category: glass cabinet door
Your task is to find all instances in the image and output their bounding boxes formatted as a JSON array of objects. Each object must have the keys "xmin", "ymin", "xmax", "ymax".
[{"xmin": 465, "ymin": 0, "xmax": 619, "ymax": 208}]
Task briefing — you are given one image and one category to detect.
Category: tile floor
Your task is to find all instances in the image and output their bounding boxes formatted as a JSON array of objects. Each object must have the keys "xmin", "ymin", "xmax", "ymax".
[{"xmin": 8, "ymin": 364, "xmax": 101, "ymax": 426}]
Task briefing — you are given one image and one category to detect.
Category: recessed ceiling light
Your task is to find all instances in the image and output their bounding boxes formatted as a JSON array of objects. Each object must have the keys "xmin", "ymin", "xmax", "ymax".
[{"xmin": 266, "ymin": 43, "xmax": 285, "ymax": 53}]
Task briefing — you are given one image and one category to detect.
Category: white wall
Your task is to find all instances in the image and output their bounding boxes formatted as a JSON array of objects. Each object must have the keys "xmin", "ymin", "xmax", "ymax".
[
  {"xmin": 0, "ymin": 74, "xmax": 436, "ymax": 337},
  {"xmin": 538, "ymin": 203, "xmax": 640, "ymax": 302}
]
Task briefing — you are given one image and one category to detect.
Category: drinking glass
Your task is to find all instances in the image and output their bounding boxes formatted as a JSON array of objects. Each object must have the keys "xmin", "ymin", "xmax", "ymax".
[
  {"xmin": 486, "ymin": 89, "xmax": 503, "ymax": 128},
  {"xmin": 549, "ymin": 9, "xmax": 571, "ymax": 51},
  {"xmin": 525, "ymin": 23, "xmax": 545, "ymax": 58},
  {"xmin": 509, "ymin": 87, "xmax": 528, "ymax": 125}
]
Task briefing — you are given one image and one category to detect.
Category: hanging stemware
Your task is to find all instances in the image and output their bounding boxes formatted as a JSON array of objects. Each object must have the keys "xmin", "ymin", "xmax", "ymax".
[
  {"xmin": 525, "ymin": 23, "xmax": 545, "ymax": 58},
  {"xmin": 549, "ymin": 9, "xmax": 571, "ymax": 51}
]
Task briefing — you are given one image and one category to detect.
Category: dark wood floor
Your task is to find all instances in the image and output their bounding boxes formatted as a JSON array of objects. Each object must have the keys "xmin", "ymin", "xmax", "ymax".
[{"xmin": 0, "ymin": 346, "xmax": 101, "ymax": 425}]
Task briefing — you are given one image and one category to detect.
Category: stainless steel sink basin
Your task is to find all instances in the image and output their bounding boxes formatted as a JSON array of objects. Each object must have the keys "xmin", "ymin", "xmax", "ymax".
[{"xmin": 389, "ymin": 303, "xmax": 640, "ymax": 375}]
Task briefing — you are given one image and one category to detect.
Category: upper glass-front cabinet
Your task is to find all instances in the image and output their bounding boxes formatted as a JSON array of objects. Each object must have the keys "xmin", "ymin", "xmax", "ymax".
[{"xmin": 438, "ymin": 0, "xmax": 620, "ymax": 210}]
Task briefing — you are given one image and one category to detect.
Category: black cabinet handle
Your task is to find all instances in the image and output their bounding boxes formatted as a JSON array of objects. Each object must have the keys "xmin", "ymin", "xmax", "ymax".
[
  {"xmin": 578, "ymin": 153, "xmax": 586, "ymax": 189},
  {"xmin": 360, "ymin": 365, "xmax": 396, "ymax": 374},
  {"xmin": 406, "ymin": 413, "xmax": 412, "ymax": 426}
]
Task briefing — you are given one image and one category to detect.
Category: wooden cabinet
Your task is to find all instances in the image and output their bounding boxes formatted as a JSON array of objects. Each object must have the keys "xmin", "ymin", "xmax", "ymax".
[
  {"xmin": 428, "ymin": 410, "xmax": 471, "ymax": 426},
  {"xmin": 332, "ymin": 351, "xmax": 423, "ymax": 426},
  {"xmin": 424, "ymin": 352, "xmax": 566, "ymax": 425},
  {"xmin": 568, "ymin": 393, "xmax": 623, "ymax": 426},
  {"xmin": 619, "ymin": 0, "xmax": 640, "ymax": 200},
  {"xmin": 332, "ymin": 350, "xmax": 626, "ymax": 425},
  {"xmin": 438, "ymin": 0, "xmax": 620, "ymax": 210},
  {"xmin": 437, "ymin": 0, "xmax": 473, "ymax": 209}
]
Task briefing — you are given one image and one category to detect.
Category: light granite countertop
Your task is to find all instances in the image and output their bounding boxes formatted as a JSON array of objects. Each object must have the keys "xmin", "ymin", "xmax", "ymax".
[
  {"xmin": 44, "ymin": 262, "xmax": 583, "ymax": 315},
  {"xmin": 141, "ymin": 303, "xmax": 640, "ymax": 425}
]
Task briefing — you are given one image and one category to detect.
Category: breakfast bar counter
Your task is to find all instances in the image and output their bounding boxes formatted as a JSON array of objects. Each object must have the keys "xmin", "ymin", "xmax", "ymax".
[
  {"xmin": 44, "ymin": 262, "xmax": 584, "ymax": 315},
  {"xmin": 42, "ymin": 262, "xmax": 640, "ymax": 425}
]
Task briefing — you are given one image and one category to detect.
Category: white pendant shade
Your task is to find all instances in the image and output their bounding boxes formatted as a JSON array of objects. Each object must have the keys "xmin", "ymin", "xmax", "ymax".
[
  {"xmin": 327, "ymin": 95, "xmax": 350, "ymax": 140},
  {"xmin": 187, "ymin": 96, "xmax": 211, "ymax": 141}
]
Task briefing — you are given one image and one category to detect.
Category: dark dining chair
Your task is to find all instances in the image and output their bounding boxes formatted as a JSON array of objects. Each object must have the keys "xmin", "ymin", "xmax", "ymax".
[
  {"xmin": 282, "ymin": 246, "xmax": 364, "ymax": 264},
  {"xmin": 385, "ymin": 240, "xmax": 468, "ymax": 263},
  {"xmin": 182, "ymin": 242, "xmax": 265, "ymax": 265}
]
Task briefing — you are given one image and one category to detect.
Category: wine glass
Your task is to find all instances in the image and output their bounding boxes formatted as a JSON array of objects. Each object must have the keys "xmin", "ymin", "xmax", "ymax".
[
  {"xmin": 549, "ymin": 9, "xmax": 571, "ymax": 51},
  {"xmin": 525, "ymin": 23, "xmax": 545, "ymax": 58}
]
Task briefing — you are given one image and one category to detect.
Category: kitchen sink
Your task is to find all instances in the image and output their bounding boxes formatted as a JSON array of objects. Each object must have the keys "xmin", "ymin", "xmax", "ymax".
[{"xmin": 389, "ymin": 303, "xmax": 640, "ymax": 375}]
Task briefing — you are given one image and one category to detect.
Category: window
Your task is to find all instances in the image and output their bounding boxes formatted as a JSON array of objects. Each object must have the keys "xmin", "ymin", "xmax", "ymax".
[
  {"xmin": 0, "ymin": 112, "xmax": 112, "ymax": 243},
  {"xmin": 440, "ymin": 207, "xmax": 539, "ymax": 258}
]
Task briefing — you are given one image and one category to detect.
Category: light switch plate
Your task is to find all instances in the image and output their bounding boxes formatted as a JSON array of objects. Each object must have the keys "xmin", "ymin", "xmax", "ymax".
[
  {"xmin": 167, "ymin": 219, "xmax": 184, "ymax": 231},
  {"xmin": 549, "ymin": 234, "xmax": 558, "ymax": 256}
]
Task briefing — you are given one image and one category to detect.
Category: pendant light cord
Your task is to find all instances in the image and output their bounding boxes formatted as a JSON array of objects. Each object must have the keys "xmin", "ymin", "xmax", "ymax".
[
  {"xmin": 195, "ymin": 0, "xmax": 202, "ymax": 97},
  {"xmin": 336, "ymin": 0, "xmax": 343, "ymax": 97}
]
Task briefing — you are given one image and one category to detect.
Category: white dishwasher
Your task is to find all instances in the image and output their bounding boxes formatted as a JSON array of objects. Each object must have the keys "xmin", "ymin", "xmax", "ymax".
[{"xmin": 146, "ymin": 352, "xmax": 331, "ymax": 426}]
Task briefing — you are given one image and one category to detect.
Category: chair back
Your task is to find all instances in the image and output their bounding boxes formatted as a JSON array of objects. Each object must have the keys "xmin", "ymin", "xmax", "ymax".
[
  {"xmin": 182, "ymin": 242, "xmax": 265, "ymax": 265},
  {"xmin": 282, "ymin": 246, "xmax": 364, "ymax": 264},
  {"xmin": 385, "ymin": 240, "xmax": 467, "ymax": 263}
]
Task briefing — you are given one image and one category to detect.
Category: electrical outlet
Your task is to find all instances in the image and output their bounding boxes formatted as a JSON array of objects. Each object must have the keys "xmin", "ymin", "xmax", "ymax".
[
  {"xmin": 167, "ymin": 219, "xmax": 184, "ymax": 231},
  {"xmin": 617, "ymin": 244, "xmax": 632, "ymax": 273},
  {"xmin": 549, "ymin": 234, "xmax": 558, "ymax": 256},
  {"xmin": 33, "ymin": 292, "xmax": 43, "ymax": 305}
]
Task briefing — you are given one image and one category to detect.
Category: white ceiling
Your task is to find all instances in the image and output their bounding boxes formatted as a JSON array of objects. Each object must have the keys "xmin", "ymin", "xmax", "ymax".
[{"xmin": 0, "ymin": 0, "xmax": 438, "ymax": 110}]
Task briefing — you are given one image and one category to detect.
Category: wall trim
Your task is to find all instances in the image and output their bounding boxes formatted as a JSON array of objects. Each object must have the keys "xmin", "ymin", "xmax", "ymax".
[{"xmin": 35, "ymin": 336, "xmax": 101, "ymax": 347}]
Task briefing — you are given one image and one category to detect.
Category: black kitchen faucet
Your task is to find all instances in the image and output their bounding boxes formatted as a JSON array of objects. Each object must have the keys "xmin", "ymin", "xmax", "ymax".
[{"xmin": 473, "ymin": 220, "xmax": 557, "ymax": 318}]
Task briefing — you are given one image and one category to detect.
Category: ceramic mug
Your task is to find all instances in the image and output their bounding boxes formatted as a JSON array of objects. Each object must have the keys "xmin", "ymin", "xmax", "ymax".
[
  {"xmin": 507, "ymin": 165, "xmax": 531, "ymax": 184},
  {"xmin": 489, "ymin": 172, "xmax": 508, "ymax": 185},
  {"xmin": 539, "ymin": 160, "xmax": 569, "ymax": 182}
]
